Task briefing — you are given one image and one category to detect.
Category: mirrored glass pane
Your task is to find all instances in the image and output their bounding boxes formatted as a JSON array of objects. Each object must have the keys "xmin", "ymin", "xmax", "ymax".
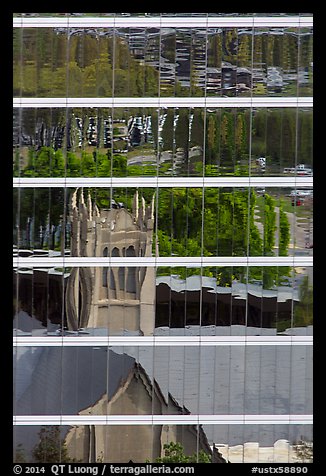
[
  {"xmin": 13, "ymin": 264, "xmax": 313, "ymax": 337},
  {"xmin": 13, "ymin": 345, "xmax": 312, "ymax": 418},
  {"xmin": 13, "ymin": 268, "xmax": 65, "ymax": 336},
  {"xmin": 14, "ymin": 187, "xmax": 66, "ymax": 256},
  {"xmin": 14, "ymin": 107, "xmax": 313, "ymax": 178},
  {"xmin": 14, "ymin": 24, "xmax": 312, "ymax": 98},
  {"xmin": 298, "ymin": 27, "xmax": 313, "ymax": 96},
  {"xmin": 13, "ymin": 423, "xmax": 313, "ymax": 463},
  {"xmin": 211, "ymin": 424, "xmax": 313, "ymax": 463}
]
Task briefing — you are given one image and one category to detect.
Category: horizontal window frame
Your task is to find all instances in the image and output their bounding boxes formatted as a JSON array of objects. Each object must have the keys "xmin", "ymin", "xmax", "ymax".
[
  {"xmin": 13, "ymin": 97, "xmax": 313, "ymax": 108},
  {"xmin": 13, "ymin": 414, "xmax": 313, "ymax": 425},
  {"xmin": 13, "ymin": 256, "xmax": 313, "ymax": 267},
  {"xmin": 13, "ymin": 16, "xmax": 313, "ymax": 28},
  {"xmin": 12, "ymin": 336, "xmax": 313, "ymax": 347},
  {"xmin": 13, "ymin": 177, "xmax": 313, "ymax": 188}
]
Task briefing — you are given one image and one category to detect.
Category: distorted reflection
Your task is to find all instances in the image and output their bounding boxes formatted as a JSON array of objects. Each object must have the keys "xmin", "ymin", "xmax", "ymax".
[
  {"xmin": 13, "ymin": 186, "xmax": 313, "ymax": 258},
  {"xmin": 66, "ymin": 188, "xmax": 155, "ymax": 335},
  {"xmin": 14, "ymin": 345, "xmax": 312, "ymax": 462},
  {"xmin": 13, "ymin": 107, "xmax": 313, "ymax": 178},
  {"xmin": 13, "ymin": 346, "xmax": 227, "ymax": 462},
  {"xmin": 13, "ymin": 423, "xmax": 313, "ymax": 463},
  {"xmin": 13, "ymin": 27, "xmax": 313, "ymax": 98},
  {"xmin": 14, "ymin": 346, "xmax": 312, "ymax": 416},
  {"xmin": 13, "ymin": 188, "xmax": 313, "ymax": 335}
]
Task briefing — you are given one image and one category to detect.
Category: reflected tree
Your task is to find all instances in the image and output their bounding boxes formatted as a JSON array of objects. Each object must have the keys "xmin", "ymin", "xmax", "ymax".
[
  {"xmin": 154, "ymin": 442, "xmax": 211, "ymax": 463},
  {"xmin": 293, "ymin": 439, "xmax": 313, "ymax": 463},
  {"xmin": 14, "ymin": 444, "xmax": 27, "ymax": 463},
  {"xmin": 32, "ymin": 427, "xmax": 75, "ymax": 463},
  {"xmin": 294, "ymin": 276, "xmax": 313, "ymax": 327},
  {"xmin": 279, "ymin": 202, "xmax": 290, "ymax": 256}
]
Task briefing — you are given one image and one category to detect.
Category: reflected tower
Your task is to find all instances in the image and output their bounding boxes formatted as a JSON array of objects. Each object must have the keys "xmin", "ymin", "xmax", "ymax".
[{"xmin": 65, "ymin": 188, "xmax": 156, "ymax": 335}]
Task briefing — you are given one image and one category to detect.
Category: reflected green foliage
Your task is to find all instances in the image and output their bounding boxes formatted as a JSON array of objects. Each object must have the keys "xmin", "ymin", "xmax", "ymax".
[
  {"xmin": 293, "ymin": 440, "xmax": 313, "ymax": 463},
  {"xmin": 32, "ymin": 427, "xmax": 75, "ymax": 463},
  {"xmin": 14, "ymin": 444, "xmax": 27, "ymax": 463},
  {"xmin": 13, "ymin": 108, "xmax": 312, "ymax": 179},
  {"xmin": 17, "ymin": 147, "xmax": 128, "ymax": 178},
  {"xmin": 13, "ymin": 27, "xmax": 313, "ymax": 97},
  {"xmin": 156, "ymin": 187, "xmax": 262, "ymax": 258},
  {"xmin": 14, "ymin": 149, "xmax": 292, "ymax": 287},
  {"xmin": 294, "ymin": 276, "xmax": 313, "ymax": 327},
  {"xmin": 263, "ymin": 194, "xmax": 276, "ymax": 255},
  {"xmin": 279, "ymin": 202, "xmax": 290, "ymax": 256},
  {"xmin": 154, "ymin": 442, "xmax": 211, "ymax": 463},
  {"xmin": 13, "ymin": 187, "xmax": 65, "ymax": 250},
  {"xmin": 15, "ymin": 427, "xmax": 81, "ymax": 463},
  {"xmin": 13, "ymin": 29, "xmax": 191, "ymax": 97},
  {"xmin": 204, "ymin": 109, "xmax": 312, "ymax": 170}
]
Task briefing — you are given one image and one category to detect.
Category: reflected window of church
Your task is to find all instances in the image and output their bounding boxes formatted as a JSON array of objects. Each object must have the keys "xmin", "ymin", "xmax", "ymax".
[
  {"xmin": 102, "ymin": 247, "xmax": 108, "ymax": 287},
  {"xmin": 118, "ymin": 267, "xmax": 125, "ymax": 291},
  {"xmin": 109, "ymin": 269, "xmax": 116, "ymax": 292},
  {"xmin": 126, "ymin": 246, "xmax": 136, "ymax": 294},
  {"xmin": 126, "ymin": 246, "xmax": 136, "ymax": 257}
]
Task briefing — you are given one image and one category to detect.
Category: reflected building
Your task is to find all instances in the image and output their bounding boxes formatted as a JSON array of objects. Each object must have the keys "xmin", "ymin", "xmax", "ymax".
[
  {"xmin": 14, "ymin": 342, "xmax": 312, "ymax": 462},
  {"xmin": 66, "ymin": 188, "xmax": 155, "ymax": 335},
  {"xmin": 14, "ymin": 346, "xmax": 226, "ymax": 462},
  {"xmin": 13, "ymin": 12, "xmax": 313, "ymax": 464},
  {"xmin": 14, "ymin": 260, "xmax": 312, "ymax": 336}
]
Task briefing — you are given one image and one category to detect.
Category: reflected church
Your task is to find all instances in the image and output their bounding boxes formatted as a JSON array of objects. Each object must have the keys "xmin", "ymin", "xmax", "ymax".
[{"xmin": 66, "ymin": 188, "xmax": 155, "ymax": 336}]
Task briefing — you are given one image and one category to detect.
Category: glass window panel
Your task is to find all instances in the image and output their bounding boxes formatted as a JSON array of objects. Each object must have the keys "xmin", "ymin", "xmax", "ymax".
[
  {"xmin": 291, "ymin": 190, "xmax": 313, "ymax": 257},
  {"xmin": 292, "ymin": 267, "xmax": 313, "ymax": 331},
  {"xmin": 297, "ymin": 108, "xmax": 313, "ymax": 172},
  {"xmin": 247, "ymin": 266, "xmax": 264, "ymax": 329},
  {"xmin": 13, "ymin": 27, "xmax": 23, "ymax": 99},
  {"xmin": 126, "ymin": 107, "xmax": 158, "ymax": 176},
  {"xmin": 231, "ymin": 266, "xmax": 247, "ymax": 330},
  {"xmin": 282, "ymin": 28, "xmax": 299, "ymax": 97},
  {"xmin": 236, "ymin": 30, "xmax": 252, "ymax": 97},
  {"xmin": 252, "ymin": 27, "xmax": 302, "ymax": 97},
  {"xmin": 13, "ymin": 25, "xmax": 312, "ymax": 99},
  {"xmin": 191, "ymin": 28, "xmax": 206, "ymax": 97},
  {"xmin": 304, "ymin": 346, "xmax": 313, "ymax": 414},
  {"xmin": 13, "ymin": 345, "xmax": 311, "ymax": 418},
  {"xmin": 298, "ymin": 27, "xmax": 313, "ymax": 97},
  {"xmin": 266, "ymin": 28, "xmax": 284, "ymax": 96},
  {"xmin": 220, "ymin": 28, "xmax": 238, "ymax": 97},
  {"xmin": 219, "ymin": 109, "xmax": 238, "ymax": 174},
  {"xmin": 13, "ymin": 423, "xmax": 313, "ymax": 463},
  {"xmin": 160, "ymin": 28, "xmax": 176, "ymax": 97},
  {"xmin": 252, "ymin": 28, "xmax": 268, "ymax": 96},
  {"xmin": 13, "ymin": 268, "xmax": 65, "ymax": 336},
  {"xmin": 13, "ymin": 187, "xmax": 66, "ymax": 255},
  {"xmin": 211, "ymin": 424, "xmax": 313, "ymax": 463},
  {"xmin": 15, "ymin": 107, "xmax": 313, "ymax": 178},
  {"xmin": 213, "ymin": 347, "xmax": 231, "ymax": 414},
  {"xmin": 281, "ymin": 108, "xmax": 297, "ymax": 171},
  {"xmin": 206, "ymin": 30, "xmax": 222, "ymax": 96},
  {"xmin": 189, "ymin": 109, "xmax": 205, "ymax": 176},
  {"xmin": 205, "ymin": 108, "xmax": 220, "ymax": 175},
  {"xmin": 289, "ymin": 346, "xmax": 309, "ymax": 415},
  {"xmin": 251, "ymin": 108, "xmax": 284, "ymax": 176},
  {"xmin": 14, "ymin": 347, "xmax": 63, "ymax": 415},
  {"xmin": 250, "ymin": 186, "xmax": 313, "ymax": 261},
  {"xmin": 144, "ymin": 28, "xmax": 160, "ymax": 97},
  {"xmin": 13, "ymin": 14, "xmax": 313, "ymax": 470},
  {"xmin": 174, "ymin": 108, "xmax": 190, "ymax": 175},
  {"xmin": 13, "ymin": 261, "xmax": 312, "ymax": 338},
  {"xmin": 175, "ymin": 28, "xmax": 192, "ymax": 97}
]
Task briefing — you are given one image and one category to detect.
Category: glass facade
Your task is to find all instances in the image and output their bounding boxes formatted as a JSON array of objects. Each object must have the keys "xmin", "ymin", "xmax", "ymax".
[{"xmin": 13, "ymin": 13, "xmax": 313, "ymax": 464}]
